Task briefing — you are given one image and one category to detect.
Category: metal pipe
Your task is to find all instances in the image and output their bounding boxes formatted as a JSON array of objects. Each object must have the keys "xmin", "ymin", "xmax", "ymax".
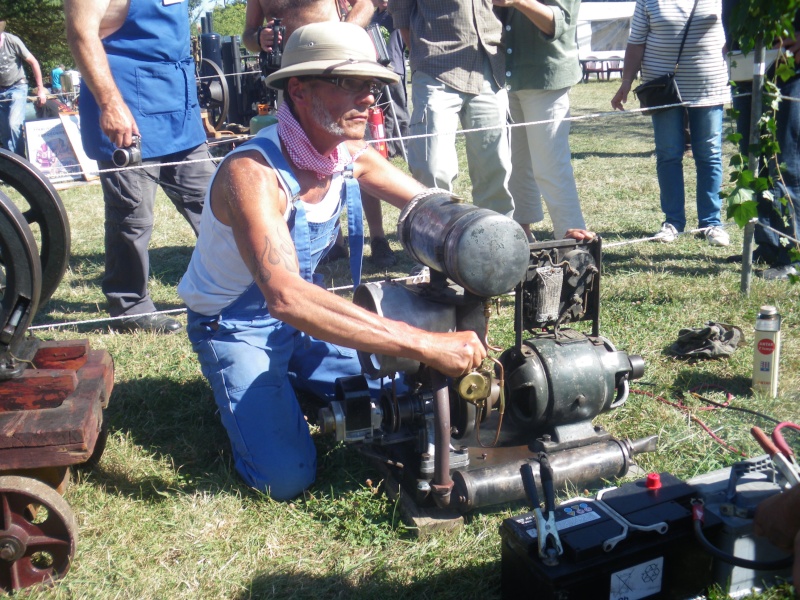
[
  {"xmin": 431, "ymin": 370, "xmax": 454, "ymax": 508},
  {"xmin": 452, "ymin": 435, "xmax": 658, "ymax": 512},
  {"xmin": 747, "ymin": 38, "xmax": 765, "ymax": 175},
  {"xmin": 741, "ymin": 38, "xmax": 765, "ymax": 296},
  {"xmin": 741, "ymin": 218, "xmax": 757, "ymax": 295}
]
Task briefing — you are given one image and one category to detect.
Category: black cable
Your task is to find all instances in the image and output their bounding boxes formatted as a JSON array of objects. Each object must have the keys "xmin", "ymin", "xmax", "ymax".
[
  {"xmin": 693, "ymin": 521, "xmax": 794, "ymax": 570},
  {"xmin": 136, "ymin": 167, "xmax": 200, "ymax": 198},
  {"xmin": 691, "ymin": 392, "xmax": 782, "ymax": 425}
]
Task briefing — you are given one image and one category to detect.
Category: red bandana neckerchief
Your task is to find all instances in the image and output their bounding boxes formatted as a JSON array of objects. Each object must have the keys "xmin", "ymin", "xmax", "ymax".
[{"xmin": 277, "ymin": 103, "xmax": 367, "ymax": 180}]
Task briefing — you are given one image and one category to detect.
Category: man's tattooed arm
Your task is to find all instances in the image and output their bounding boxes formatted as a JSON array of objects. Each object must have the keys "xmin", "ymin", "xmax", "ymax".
[{"xmin": 252, "ymin": 224, "xmax": 300, "ymax": 285}]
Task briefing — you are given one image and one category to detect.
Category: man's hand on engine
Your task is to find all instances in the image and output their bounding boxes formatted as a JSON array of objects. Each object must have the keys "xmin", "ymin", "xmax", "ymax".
[
  {"xmin": 423, "ymin": 331, "xmax": 487, "ymax": 378},
  {"xmin": 564, "ymin": 229, "xmax": 596, "ymax": 241}
]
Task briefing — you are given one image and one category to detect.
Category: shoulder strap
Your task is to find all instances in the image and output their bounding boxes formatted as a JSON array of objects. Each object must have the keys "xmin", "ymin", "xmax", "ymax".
[
  {"xmin": 676, "ymin": 0, "xmax": 702, "ymax": 70},
  {"xmin": 343, "ymin": 164, "xmax": 363, "ymax": 288},
  {"xmin": 237, "ymin": 130, "xmax": 301, "ymax": 199},
  {"xmin": 237, "ymin": 131, "xmax": 316, "ymax": 283}
]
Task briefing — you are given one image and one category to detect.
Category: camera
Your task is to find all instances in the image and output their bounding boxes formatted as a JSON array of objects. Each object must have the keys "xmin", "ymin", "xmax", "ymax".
[
  {"xmin": 112, "ymin": 135, "xmax": 142, "ymax": 168},
  {"xmin": 259, "ymin": 18, "xmax": 285, "ymax": 75}
]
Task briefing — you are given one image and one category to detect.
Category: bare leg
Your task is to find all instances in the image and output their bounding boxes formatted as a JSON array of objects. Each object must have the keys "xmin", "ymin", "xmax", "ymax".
[
  {"xmin": 362, "ymin": 192, "xmax": 397, "ymax": 268},
  {"xmin": 519, "ymin": 223, "xmax": 535, "ymax": 243},
  {"xmin": 362, "ymin": 192, "xmax": 385, "ymax": 238}
]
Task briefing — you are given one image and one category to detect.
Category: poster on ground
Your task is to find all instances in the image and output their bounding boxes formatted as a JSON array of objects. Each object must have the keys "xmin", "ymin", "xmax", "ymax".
[
  {"xmin": 24, "ymin": 118, "xmax": 83, "ymax": 183},
  {"xmin": 59, "ymin": 114, "xmax": 100, "ymax": 181}
]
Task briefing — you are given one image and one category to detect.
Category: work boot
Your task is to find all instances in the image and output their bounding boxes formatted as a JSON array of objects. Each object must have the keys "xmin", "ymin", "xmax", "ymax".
[
  {"xmin": 111, "ymin": 314, "xmax": 182, "ymax": 334},
  {"xmin": 369, "ymin": 237, "xmax": 397, "ymax": 268},
  {"xmin": 755, "ymin": 264, "xmax": 798, "ymax": 281}
]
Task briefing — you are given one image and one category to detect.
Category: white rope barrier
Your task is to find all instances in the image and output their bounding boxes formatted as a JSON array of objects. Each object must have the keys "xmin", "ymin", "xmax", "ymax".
[
  {"xmin": 9, "ymin": 80, "xmax": 798, "ymax": 330},
  {"xmin": 602, "ymin": 224, "xmax": 735, "ymax": 248},
  {"xmin": 17, "ymin": 96, "xmax": 732, "ymax": 179},
  {"xmin": 24, "ymin": 220, "xmax": 752, "ymax": 332},
  {"xmin": 28, "ymin": 308, "xmax": 187, "ymax": 331},
  {"xmin": 758, "ymin": 223, "xmax": 800, "ymax": 246}
]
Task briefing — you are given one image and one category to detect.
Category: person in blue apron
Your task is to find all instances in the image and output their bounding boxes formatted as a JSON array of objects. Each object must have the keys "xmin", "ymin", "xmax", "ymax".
[
  {"xmin": 178, "ymin": 22, "xmax": 487, "ymax": 500},
  {"xmin": 64, "ymin": 0, "xmax": 217, "ymax": 333}
]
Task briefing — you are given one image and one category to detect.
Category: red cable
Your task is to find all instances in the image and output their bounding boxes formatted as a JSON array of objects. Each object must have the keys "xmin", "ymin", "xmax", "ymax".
[
  {"xmin": 772, "ymin": 421, "xmax": 800, "ymax": 459},
  {"xmin": 688, "ymin": 383, "xmax": 732, "ymax": 411},
  {"xmin": 631, "ymin": 388, "xmax": 747, "ymax": 457}
]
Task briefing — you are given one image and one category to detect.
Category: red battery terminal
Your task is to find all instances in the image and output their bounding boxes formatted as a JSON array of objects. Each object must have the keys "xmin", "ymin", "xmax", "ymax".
[
  {"xmin": 645, "ymin": 472, "xmax": 662, "ymax": 489},
  {"xmin": 691, "ymin": 498, "xmax": 705, "ymax": 524}
]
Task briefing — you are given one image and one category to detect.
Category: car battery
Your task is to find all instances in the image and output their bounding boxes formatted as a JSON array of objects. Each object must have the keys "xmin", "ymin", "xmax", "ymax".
[
  {"xmin": 500, "ymin": 472, "xmax": 721, "ymax": 600},
  {"xmin": 687, "ymin": 455, "xmax": 792, "ymax": 597}
]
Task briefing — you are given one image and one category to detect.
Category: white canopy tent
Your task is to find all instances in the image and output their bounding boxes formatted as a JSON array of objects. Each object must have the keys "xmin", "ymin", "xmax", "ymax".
[{"xmin": 576, "ymin": 1, "xmax": 635, "ymax": 78}]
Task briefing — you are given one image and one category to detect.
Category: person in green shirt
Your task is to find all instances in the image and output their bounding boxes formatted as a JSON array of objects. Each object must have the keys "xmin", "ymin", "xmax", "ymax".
[{"xmin": 496, "ymin": 0, "xmax": 587, "ymax": 241}]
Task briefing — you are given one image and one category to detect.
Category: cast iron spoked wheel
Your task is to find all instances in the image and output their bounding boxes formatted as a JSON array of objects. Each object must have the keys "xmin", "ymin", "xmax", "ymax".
[
  {"xmin": 0, "ymin": 149, "xmax": 70, "ymax": 307},
  {"xmin": 0, "ymin": 476, "xmax": 77, "ymax": 593},
  {"xmin": 0, "ymin": 191, "xmax": 42, "ymax": 356},
  {"xmin": 197, "ymin": 58, "xmax": 229, "ymax": 131}
]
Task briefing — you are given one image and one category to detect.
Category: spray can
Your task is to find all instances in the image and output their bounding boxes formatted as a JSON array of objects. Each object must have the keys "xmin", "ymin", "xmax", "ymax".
[
  {"xmin": 249, "ymin": 104, "xmax": 277, "ymax": 135},
  {"xmin": 752, "ymin": 305, "xmax": 781, "ymax": 397},
  {"xmin": 367, "ymin": 106, "xmax": 388, "ymax": 158}
]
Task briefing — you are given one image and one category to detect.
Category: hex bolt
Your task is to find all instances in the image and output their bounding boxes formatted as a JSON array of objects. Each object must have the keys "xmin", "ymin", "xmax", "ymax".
[{"xmin": 0, "ymin": 543, "xmax": 16, "ymax": 561}]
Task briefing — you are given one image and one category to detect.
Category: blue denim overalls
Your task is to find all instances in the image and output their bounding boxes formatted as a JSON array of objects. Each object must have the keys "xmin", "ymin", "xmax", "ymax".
[{"xmin": 186, "ymin": 131, "xmax": 367, "ymax": 500}]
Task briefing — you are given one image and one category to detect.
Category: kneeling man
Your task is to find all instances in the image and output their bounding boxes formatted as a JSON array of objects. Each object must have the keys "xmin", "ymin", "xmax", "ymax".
[{"xmin": 178, "ymin": 22, "xmax": 486, "ymax": 500}]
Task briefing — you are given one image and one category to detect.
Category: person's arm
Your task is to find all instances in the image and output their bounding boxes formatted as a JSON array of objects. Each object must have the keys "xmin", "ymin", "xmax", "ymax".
[
  {"xmin": 64, "ymin": 0, "xmax": 138, "ymax": 148},
  {"xmin": 243, "ymin": 0, "xmax": 270, "ymax": 53},
  {"xmin": 388, "ymin": 0, "xmax": 413, "ymax": 48},
  {"xmin": 343, "ymin": 0, "xmax": 374, "ymax": 28},
  {"xmin": 23, "ymin": 55, "xmax": 47, "ymax": 106},
  {"xmin": 350, "ymin": 142, "xmax": 426, "ymax": 208},
  {"xmin": 610, "ymin": 43, "xmax": 645, "ymax": 110},
  {"xmin": 491, "ymin": 0, "xmax": 556, "ymax": 37},
  {"xmin": 213, "ymin": 152, "xmax": 486, "ymax": 377},
  {"xmin": 753, "ymin": 484, "xmax": 800, "ymax": 586}
]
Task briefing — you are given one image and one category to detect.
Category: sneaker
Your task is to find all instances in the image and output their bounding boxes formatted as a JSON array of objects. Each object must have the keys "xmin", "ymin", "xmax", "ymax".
[
  {"xmin": 705, "ymin": 226, "xmax": 730, "ymax": 247},
  {"xmin": 369, "ymin": 237, "xmax": 397, "ymax": 268},
  {"xmin": 755, "ymin": 264, "xmax": 798, "ymax": 281},
  {"xmin": 652, "ymin": 222, "xmax": 679, "ymax": 243}
]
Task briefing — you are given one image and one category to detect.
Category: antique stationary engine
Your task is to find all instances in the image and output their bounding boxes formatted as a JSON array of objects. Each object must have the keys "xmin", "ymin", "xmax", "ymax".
[{"xmin": 318, "ymin": 191, "xmax": 655, "ymax": 512}]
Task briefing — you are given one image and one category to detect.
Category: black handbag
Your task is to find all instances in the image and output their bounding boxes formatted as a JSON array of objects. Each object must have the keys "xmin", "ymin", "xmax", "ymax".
[
  {"xmin": 633, "ymin": 72, "xmax": 682, "ymax": 111},
  {"xmin": 633, "ymin": 0, "xmax": 700, "ymax": 112}
]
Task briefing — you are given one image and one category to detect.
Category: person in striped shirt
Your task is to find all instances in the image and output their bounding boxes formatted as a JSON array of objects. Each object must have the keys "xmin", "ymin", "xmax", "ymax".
[{"xmin": 611, "ymin": 0, "xmax": 731, "ymax": 247}]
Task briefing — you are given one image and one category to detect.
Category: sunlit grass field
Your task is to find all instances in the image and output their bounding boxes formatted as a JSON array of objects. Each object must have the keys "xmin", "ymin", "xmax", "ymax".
[{"xmin": 3, "ymin": 79, "xmax": 798, "ymax": 599}]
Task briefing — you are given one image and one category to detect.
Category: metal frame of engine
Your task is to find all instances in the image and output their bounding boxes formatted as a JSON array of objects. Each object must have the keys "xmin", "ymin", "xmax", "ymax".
[
  {"xmin": 319, "ymin": 206, "xmax": 654, "ymax": 514},
  {"xmin": 514, "ymin": 236, "xmax": 602, "ymax": 343}
]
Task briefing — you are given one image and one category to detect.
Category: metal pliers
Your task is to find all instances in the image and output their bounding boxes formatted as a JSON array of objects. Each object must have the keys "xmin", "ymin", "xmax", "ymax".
[
  {"xmin": 751, "ymin": 423, "xmax": 800, "ymax": 488},
  {"xmin": 520, "ymin": 453, "xmax": 564, "ymax": 566}
]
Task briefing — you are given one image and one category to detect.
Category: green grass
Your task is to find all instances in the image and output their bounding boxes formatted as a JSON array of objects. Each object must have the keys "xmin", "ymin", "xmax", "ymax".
[{"xmin": 3, "ymin": 80, "xmax": 798, "ymax": 599}]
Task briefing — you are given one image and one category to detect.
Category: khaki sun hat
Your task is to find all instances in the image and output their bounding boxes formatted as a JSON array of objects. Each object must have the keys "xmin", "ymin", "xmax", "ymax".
[{"xmin": 265, "ymin": 21, "xmax": 400, "ymax": 90}]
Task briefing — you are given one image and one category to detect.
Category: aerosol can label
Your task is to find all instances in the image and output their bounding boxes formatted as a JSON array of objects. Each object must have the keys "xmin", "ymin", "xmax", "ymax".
[{"xmin": 752, "ymin": 306, "xmax": 781, "ymax": 397}]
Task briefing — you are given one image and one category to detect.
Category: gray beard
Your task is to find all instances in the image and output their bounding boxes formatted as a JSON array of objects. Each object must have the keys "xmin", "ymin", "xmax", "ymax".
[{"xmin": 310, "ymin": 94, "xmax": 345, "ymax": 137}]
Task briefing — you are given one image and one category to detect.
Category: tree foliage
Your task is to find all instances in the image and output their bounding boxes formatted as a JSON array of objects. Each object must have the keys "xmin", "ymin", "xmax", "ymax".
[
  {"xmin": 730, "ymin": 0, "xmax": 800, "ymax": 53},
  {"xmin": 0, "ymin": 0, "xmax": 71, "ymax": 73},
  {"xmin": 208, "ymin": 1, "xmax": 247, "ymax": 40},
  {"xmin": 724, "ymin": 0, "xmax": 800, "ymax": 279}
]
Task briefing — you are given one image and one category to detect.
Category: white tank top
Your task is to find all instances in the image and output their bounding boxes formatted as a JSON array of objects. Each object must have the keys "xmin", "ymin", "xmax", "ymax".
[{"xmin": 178, "ymin": 127, "xmax": 345, "ymax": 315}]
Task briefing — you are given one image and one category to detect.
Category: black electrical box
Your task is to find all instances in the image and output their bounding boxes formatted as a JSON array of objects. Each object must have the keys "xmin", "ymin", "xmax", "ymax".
[{"xmin": 500, "ymin": 473, "xmax": 722, "ymax": 600}]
